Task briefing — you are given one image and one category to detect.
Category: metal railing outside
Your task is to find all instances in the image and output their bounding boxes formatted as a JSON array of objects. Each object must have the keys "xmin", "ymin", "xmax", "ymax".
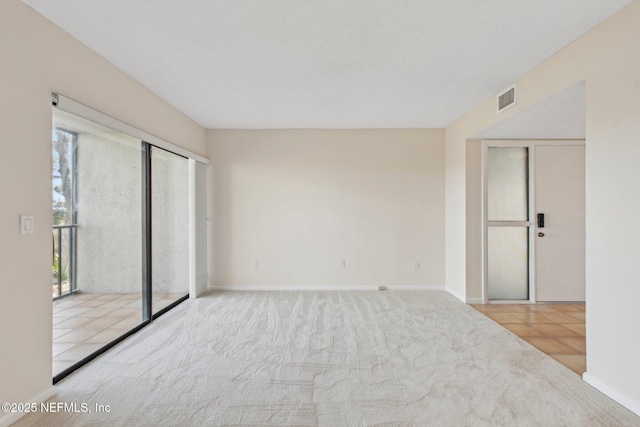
[{"xmin": 52, "ymin": 224, "xmax": 78, "ymax": 299}]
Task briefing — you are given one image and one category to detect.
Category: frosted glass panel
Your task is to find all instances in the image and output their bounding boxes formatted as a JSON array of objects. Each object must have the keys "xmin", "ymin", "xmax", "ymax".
[
  {"xmin": 488, "ymin": 227, "xmax": 528, "ymax": 300},
  {"xmin": 488, "ymin": 147, "xmax": 528, "ymax": 221}
]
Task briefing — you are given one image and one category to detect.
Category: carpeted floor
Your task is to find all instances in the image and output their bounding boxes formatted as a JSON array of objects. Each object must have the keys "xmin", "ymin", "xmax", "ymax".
[{"xmin": 15, "ymin": 291, "xmax": 640, "ymax": 426}]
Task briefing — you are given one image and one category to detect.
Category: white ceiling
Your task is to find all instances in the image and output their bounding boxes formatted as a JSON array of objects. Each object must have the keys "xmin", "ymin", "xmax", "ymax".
[{"xmin": 23, "ymin": 0, "xmax": 630, "ymax": 129}]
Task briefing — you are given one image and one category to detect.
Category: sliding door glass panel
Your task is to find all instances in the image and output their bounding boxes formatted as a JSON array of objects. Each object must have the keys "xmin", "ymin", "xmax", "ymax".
[
  {"xmin": 487, "ymin": 147, "xmax": 528, "ymax": 221},
  {"xmin": 151, "ymin": 147, "xmax": 189, "ymax": 314},
  {"xmin": 52, "ymin": 128, "xmax": 77, "ymax": 298},
  {"xmin": 52, "ymin": 108, "xmax": 145, "ymax": 376},
  {"xmin": 488, "ymin": 226, "xmax": 529, "ymax": 300}
]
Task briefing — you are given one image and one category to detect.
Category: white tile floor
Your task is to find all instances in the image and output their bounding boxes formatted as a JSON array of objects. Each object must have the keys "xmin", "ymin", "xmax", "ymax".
[{"xmin": 53, "ymin": 292, "xmax": 185, "ymax": 376}]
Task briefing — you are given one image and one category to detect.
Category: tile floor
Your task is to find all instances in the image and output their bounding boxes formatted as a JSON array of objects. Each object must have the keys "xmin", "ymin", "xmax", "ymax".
[
  {"xmin": 472, "ymin": 303, "xmax": 586, "ymax": 375},
  {"xmin": 53, "ymin": 292, "xmax": 185, "ymax": 376}
]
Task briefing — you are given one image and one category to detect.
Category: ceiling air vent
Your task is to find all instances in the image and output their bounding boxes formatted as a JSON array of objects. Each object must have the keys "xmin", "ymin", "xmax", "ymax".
[{"xmin": 497, "ymin": 85, "xmax": 516, "ymax": 113}]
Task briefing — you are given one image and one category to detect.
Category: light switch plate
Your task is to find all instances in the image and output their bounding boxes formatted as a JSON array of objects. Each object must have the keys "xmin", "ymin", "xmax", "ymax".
[{"xmin": 20, "ymin": 215, "xmax": 34, "ymax": 235}]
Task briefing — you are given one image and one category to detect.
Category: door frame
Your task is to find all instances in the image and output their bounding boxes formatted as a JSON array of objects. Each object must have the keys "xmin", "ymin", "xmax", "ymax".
[{"xmin": 481, "ymin": 139, "xmax": 585, "ymax": 304}]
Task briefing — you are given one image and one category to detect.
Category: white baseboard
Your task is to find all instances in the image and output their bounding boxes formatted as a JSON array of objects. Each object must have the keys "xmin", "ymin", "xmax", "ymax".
[
  {"xmin": 191, "ymin": 274, "xmax": 208, "ymax": 298},
  {"xmin": 445, "ymin": 288, "xmax": 483, "ymax": 304},
  {"xmin": 446, "ymin": 287, "xmax": 465, "ymax": 302},
  {"xmin": 0, "ymin": 386, "xmax": 56, "ymax": 427},
  {"xmin": 385, "ymin": 285, "xmax": 444, "ymax": 291},
  {"xmin": 583, "ymin": 372, "xmax": 640, "ymax": 417},
  {"xmin": 209, "ymin": 285, "xmax": 370, "ymax": 291},
  {"xmin": 208, "ymin": 285, "xmax": 445, "ymax": 292}
]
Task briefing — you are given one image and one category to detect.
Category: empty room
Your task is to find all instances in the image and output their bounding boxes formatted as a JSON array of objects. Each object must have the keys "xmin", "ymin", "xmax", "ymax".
[{"xmin": 1, "ymin": 0, "xmax": 640, "ymax": 425}]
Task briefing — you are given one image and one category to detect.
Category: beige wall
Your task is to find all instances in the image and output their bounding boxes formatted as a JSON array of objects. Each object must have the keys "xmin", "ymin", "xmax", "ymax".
[
  {"xmin": 446, "ymin": 0, "xmax": 640, "ymax": 412},
  {"xmin": 209, "ymin": 129, "xmax": 445, "ymax": 289},
  {"xmin": 0, "ymin": 0, "xmax": 205, "ymax": 420},
  {"xmin": 4, "ymin": 0, "xmax": 639, "ymax": 418},
  {"xmin": 464, "ymin": 140, "xmax": 483, "ymax": 302}
]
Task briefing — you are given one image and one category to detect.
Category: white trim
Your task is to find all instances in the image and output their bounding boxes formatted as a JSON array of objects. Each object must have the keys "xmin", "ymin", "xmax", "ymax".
[
  {"xmin": 385, "ymin": 285, "xmax": 444, "ymax": 291},
  {"xmin": 489, "ymin": 299, "xmax": 535, "ymax": 304},
  {"xmin": 481, "ymin": 141, "xmax": 488, "ymax": 303},
  {"xmin": 196, "ymin": 275, "xmax": 208, "ymax": 296},
  {"xmin": 486, "ymin": 221, "xmax": 531, "ymax": 226},
  {"xmin": 188, "ymin": 159, "xmax": 197, "ymax": 298},
  {"xmin": 529, "ymin": 145, "xmax": 537, "ymax": 303},
  {"xmin": 54, "ymin": 94, "xmax": 209, "ymax": 164},
  {"xmin": 445, "ymin": 288, "xmax": 482, "ymax": 304},
  {"xmin": 481, "ymin": 139, "xmax": 588, "ymax": 303},
  {"xmin": 0, "ymin": 387, "xmax": 56, "ymax": 427},
  {"xmin": 482, "ymin": 139, "xmax": 585, "ymax": 147},
  {"xmin": 446, "ymin": 287, "xmax": 466, "ymax": 302},
  {"xmin": 210, "ymin": 285, "xmax": 370, "ymax": 291},
  {"xmin": 482, "ymin": 140, "xmax": 535, "ymax": 303},
  {"xmin": 583, "ymin": 372, "xmax": 640, "ymax": 417},
  {"xmin": 533, "ymin": 140, "xmax": 586, "ymax": 146},
  {"xmin": 209, "ymin": 285, "xmax": 445, "ymax": 292}
]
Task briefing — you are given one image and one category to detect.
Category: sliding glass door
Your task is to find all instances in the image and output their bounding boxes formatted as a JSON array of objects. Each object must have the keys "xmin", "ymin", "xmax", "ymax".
[
  {"xmin": 52, "ymin": 108, "xmax": 146, "ymax": 378},
  {"xmin": 51, "ymin": 106, "xmax": 189, "ymax": 381},
  {"xmin": 151, "ymin": 147, "xmax": 189, "ymax": 315}
]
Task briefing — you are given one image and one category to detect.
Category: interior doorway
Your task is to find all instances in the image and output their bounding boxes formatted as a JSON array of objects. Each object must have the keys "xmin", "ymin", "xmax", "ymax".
[{"xmin": 482, "ymin": 140, "xmax": 585, "ymax": 303}]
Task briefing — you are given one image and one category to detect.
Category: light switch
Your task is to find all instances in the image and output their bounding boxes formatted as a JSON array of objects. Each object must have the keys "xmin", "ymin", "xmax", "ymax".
[{"xmin": 20, "ymin": 215, "xmax": 34, "ymax": 235}]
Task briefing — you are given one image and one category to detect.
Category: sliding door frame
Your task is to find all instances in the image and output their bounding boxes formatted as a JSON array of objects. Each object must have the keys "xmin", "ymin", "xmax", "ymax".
[
  {"xmin": 142, "ymin": 141, "xmax": 153, "ymax": 320},
  {"xmin": 148, "ymin": 144, "xmax": 190, "ymax": 318},
  {"xmin": 52, "ymin": 94, "xmax": 204, "ymax": 383},
  {"xmin": 481, "ymin": 140, "xmax": 536, "ymax": 304},
  {"xmin": 481, "ymin": 139, "xmax": 586, "ymax": 304}
]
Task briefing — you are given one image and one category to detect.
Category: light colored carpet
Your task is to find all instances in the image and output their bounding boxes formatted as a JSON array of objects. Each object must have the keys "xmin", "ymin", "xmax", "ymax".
[{"xmin": 15, "ymin": 291, "xmax": 640, "ymax": 426}]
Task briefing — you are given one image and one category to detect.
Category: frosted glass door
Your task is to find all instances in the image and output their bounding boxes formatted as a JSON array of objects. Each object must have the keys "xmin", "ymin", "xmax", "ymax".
[
  {"xmin": 486, "ymin": 147, "xmax": 530, "ymax": 300},
  {"xmin": 487, "ymin": 227, "xmax": 529, "ymax": 300}
]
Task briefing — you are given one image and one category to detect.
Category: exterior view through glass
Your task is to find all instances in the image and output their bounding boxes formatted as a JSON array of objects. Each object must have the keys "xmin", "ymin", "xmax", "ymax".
[{"xmin": 51, "ymin": 107, "xmax": 188, "ymax": 379}]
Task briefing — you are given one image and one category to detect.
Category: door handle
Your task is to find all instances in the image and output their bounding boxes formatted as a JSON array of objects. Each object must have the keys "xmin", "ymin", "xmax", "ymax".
[{"xmin": 538, "ymin": 232, "xmax": 545, "ymax": 237}]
